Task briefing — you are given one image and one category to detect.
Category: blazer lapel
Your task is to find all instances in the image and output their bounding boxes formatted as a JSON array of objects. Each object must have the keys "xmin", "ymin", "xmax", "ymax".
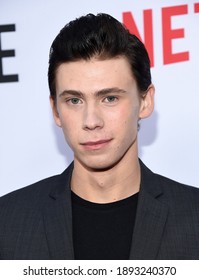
[
  {"xmin": 129, "ymin": 161, "xmax": 169, "ymax": 259},
  {"xmin": 43, "ymin": 163, "xmax": 75, "ymax": 259},
  {"xmin": 42, "ymin": 160, "xmax": 168, "ymax": 259}
]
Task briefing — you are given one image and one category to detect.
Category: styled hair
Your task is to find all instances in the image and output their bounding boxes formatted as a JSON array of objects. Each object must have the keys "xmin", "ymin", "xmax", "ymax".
[{"xmin": 48, "ymin": 13, "xmax": 151, "ymax": 100}]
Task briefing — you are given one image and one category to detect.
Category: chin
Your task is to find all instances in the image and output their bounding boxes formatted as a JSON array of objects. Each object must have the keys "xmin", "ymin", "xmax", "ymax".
[{"xmin": 81, "ymin": 158, "xmax": 122, "ymax": 172}]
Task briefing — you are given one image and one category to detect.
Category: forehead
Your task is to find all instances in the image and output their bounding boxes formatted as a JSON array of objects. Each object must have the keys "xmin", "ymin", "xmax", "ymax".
[{"xmin": 55, "ymin": 57, "xmax": 137, "ymax": 94}]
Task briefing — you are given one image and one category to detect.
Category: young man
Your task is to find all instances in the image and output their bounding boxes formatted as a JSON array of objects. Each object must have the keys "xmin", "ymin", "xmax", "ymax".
[{"xmin": 0, "ymin": 13, "xmax": 199, "ymax": 260}]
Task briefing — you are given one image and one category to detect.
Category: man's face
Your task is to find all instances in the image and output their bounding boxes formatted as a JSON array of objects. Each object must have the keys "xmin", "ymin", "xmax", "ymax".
[{"xmin": 51, "ymin": 56, "xmax": 154, "ymax": 171}]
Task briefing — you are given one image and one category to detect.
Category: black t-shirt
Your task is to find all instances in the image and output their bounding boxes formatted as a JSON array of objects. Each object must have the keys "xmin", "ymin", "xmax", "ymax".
[{"xmin": 72, "ymin": 191, "xmax": 139, "ymax": 260}]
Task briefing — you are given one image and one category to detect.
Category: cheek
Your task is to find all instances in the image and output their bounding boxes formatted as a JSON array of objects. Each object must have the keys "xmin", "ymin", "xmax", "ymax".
[
  {"xmin": 58, "ymin": 114, "xmax": 78, "ymax": 142},
  {"xmin": 120, "ymin": 106, "xmax": 140, "ymax": 140},
  {"xmin": 112, "ymin": 104, "xmax": 139, "ymax": 127}
]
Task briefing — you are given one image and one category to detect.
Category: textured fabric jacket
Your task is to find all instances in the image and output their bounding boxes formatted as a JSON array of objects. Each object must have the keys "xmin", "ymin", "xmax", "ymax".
[{"xmin": 0, "ymin": 160, "xmax": 199, "ymax": 259}]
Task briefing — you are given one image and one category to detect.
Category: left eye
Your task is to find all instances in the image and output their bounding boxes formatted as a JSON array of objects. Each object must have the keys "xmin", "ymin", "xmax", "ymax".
[
  {"xmin": 104, "ymin": 96, "xmax": 117, "ymax": 103},
  {"xmin": 69, "ymin": 98, "xmax": 81, "ymax": 104}
]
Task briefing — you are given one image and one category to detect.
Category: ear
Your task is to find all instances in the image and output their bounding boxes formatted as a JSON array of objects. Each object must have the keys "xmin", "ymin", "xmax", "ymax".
[
  {"xmin": 49, "ymin": 96, "xmax": 62, "ymax": 127},
  {"xmin": 139, "ymin": 84, "xmax": 155, "ymax": 119}
]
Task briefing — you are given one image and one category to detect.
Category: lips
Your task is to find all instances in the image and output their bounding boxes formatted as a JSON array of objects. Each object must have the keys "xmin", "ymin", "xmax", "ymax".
[{"xmin": 81, "ymin": 139, "xmax": 112, "ymax": 150}]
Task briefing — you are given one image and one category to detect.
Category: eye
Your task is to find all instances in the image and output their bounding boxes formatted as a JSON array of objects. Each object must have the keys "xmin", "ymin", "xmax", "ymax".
[
  {"xmin": 68, "ymin": 98, "xmax": 82, "ymax": 104},
  {"xmin": 104, "ymin": 96, "xmax": 118, "ymax": 103}
]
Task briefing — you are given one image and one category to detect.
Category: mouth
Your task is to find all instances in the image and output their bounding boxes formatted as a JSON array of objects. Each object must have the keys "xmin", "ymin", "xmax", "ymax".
[{"xmin": 80, "ymin": 139, "xmax": 112, "ymax": 150}]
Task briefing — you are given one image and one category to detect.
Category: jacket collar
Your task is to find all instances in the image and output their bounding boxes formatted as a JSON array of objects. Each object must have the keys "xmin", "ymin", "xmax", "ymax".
[
  {"xmin": 43, "ymin": 162, "xmax": 74, "ymax": 259},
  {"xmin": 129, "ymin": 160, "xmax": 169, "ymax": 259},
  {"xmin": 45, "ymin": 160, "xmax": 168, "ymax": 259}
]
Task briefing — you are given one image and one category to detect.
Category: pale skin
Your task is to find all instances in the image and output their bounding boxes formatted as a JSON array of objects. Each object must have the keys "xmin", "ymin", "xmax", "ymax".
[{"xmin": 50, "ymin": 56, "xmax": 155, "ymax": 203}]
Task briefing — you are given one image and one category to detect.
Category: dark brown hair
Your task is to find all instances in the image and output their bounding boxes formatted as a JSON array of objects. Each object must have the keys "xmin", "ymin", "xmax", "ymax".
[{"xmin": 48, "ymin": 13, "xmax": 151, "ymax": 100}]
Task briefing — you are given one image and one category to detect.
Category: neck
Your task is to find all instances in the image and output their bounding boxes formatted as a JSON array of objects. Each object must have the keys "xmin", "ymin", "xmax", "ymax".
[{"xmin": 71, "ymin": 147, "xmax": 141, "ymax": 203}]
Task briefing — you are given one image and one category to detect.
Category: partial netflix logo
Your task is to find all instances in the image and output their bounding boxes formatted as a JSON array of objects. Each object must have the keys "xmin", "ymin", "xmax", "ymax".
[{"xmin": 123, "ymin": 3, "xmax": 199, "ymax": 67}]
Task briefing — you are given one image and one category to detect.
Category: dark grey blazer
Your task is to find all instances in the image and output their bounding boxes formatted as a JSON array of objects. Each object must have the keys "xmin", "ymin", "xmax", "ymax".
[{"xmin": 0, "ymin": 160, "xmax": 199, "ymax": 259}]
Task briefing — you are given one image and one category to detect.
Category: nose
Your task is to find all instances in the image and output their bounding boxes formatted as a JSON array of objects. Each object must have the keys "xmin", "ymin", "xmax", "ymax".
[{"xmin": 82, "ymin": 104, "xmax": 104, "ymax": 130}]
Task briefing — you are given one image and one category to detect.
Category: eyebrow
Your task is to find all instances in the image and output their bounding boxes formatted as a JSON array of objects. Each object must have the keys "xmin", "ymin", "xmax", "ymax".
[
  {"xmin": 58, "ymin": 87, "xmax": 127, "ymax": 98},
  {"xmin": 59, "ymin": 90, "xmax": 83, "ymax": 98}
]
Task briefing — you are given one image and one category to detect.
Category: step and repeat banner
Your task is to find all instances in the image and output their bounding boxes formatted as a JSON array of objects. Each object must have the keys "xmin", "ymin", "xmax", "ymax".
[{"xmin": 0, "ymin": 0, "xmax": 199, "ymax": 196}]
